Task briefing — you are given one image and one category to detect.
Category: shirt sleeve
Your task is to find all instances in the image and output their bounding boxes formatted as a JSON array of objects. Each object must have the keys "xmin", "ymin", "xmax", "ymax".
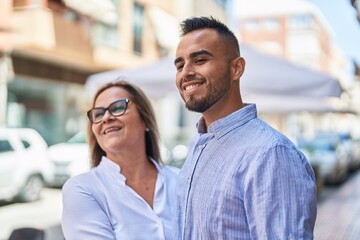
[
  {"xmin": 61, "ymin": 177, "xmax": 116, "ymax": 240},
  {"xmin": 244, "ymin": 144, "xmax": 317, "ymax": 240}
]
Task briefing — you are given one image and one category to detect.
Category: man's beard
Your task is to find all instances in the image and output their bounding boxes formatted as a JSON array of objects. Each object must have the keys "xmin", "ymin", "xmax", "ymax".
[{"xmin": 184, "ymin": 79, "xmax": 231, "ymax": 113}]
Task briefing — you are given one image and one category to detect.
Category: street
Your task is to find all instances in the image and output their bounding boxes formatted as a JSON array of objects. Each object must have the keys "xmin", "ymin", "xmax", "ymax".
[
  {"xmin": 0, "ymin": 172, "xmax": 359, "ymax": 240},
  {"xmin": 0, "ymin": 188, "xmax": 62, "ymax": 240},
  {"xmin": 315, "ymin": 171, "xmax": 360, "ymax": 240}
]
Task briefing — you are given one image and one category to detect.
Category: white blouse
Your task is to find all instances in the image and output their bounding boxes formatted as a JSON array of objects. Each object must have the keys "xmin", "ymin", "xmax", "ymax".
[{"xmin": 62, "ymin": 156, "xmax": 179, "ymax": 240}]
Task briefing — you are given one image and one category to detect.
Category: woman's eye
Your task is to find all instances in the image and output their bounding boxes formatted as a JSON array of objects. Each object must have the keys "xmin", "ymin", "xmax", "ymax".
[
  {"xmin": 114, "ymin": 105, "xmax": 125, "ymax": 112},
  {"xmin": 95, "ymin": 111, "xmax": 104, "ymax": 118}
]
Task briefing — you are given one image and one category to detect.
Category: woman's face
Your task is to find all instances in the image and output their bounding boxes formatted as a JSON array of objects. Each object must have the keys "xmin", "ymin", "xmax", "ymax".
[{"xmin": 91, "ymin": 86, "xmax": 146, "ymax": 159}]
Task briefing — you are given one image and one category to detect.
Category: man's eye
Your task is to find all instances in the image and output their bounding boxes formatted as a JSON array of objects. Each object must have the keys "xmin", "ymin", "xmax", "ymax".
[
  {"xmin": 195, "ymin": 59, "xmax": 206, "ymax": 63},
  {"xmin": 176, "ymin": 64, "xmax": 184, "ymax": 71}
]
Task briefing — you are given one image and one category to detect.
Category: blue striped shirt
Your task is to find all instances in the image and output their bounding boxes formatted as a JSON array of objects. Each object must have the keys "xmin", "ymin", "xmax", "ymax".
[{"xmin": 174, "ymin": 104, "xmax": 317, "ymax": 240}]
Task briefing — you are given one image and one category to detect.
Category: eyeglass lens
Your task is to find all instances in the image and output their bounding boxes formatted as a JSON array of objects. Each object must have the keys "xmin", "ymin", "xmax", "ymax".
[{"xmin": 88, "ymin": 99, "xmax": 128, "ymax": 123}]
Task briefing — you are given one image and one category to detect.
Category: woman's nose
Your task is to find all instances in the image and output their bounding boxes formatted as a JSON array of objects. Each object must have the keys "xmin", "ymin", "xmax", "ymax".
[{"xmin": 101, "ymin": 110, "xmax": 115, "ymax": 123}]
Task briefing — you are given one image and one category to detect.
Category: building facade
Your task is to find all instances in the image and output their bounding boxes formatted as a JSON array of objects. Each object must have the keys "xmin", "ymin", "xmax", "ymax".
[
  {"xmin": 235, "ymin": 0, "xmax": 349, "ymax": 84},
  {"xmin": 1, "ymin": 0, "xmax": 175, "ymax": 144},
  {"xmin": 0, "ymin": 0, "xmax": 227, "ymax": 147},
  {"xmin": 232, "ymin": 0, "xmax": 358, "ymax": 139}
]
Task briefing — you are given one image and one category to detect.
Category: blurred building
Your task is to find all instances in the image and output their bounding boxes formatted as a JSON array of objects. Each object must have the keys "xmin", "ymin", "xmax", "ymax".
[
  {"xmin": 234, "ymin": 0, "xmax": 349, "ymax": 87},
  {"xmin": 231, "ymin": 0, "xmax": 358, "ymax": 139},
  {"xmin": 0, "ymin": 0, "xmax": 227, "ymax": 145}
]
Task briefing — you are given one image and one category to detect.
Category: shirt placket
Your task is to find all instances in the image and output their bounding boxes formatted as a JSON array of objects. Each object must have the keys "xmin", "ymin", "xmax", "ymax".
[
  {"xmin": 182, "ymin": 133, "xmax": 213, "ymax": 239},
  {"xmin": 120, "ymin": 172, "xmax": 165, "ymax": 239}
]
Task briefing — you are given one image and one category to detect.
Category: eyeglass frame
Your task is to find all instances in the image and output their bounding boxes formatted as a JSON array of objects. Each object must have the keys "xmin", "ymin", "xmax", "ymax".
[{"xmin": 87, "ymin": 98, "xmax": 130, "ymax": 124}]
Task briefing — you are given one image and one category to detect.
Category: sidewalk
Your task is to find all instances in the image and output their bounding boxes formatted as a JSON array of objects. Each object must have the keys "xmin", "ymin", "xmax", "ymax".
[{"xmin": 314, "ymin": 171, "xmax": 360, "ymax": 240}]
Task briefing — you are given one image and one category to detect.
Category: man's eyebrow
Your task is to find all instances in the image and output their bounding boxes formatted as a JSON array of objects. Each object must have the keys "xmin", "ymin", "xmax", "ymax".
[
  {"xmin": 190, "ymin": 50, "xmax": 213, "ymax": 58},
  {"xmin": 174, "ymin": 57, "xmax": 183, "ymax": 66},
  {"xmin": 174, "ymin": 50, "xmax": 214, "ymax": 66}
]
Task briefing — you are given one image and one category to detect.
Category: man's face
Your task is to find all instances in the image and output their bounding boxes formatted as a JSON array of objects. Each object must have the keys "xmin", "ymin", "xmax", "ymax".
[{"xmin": 174, "ymin": 29, "xmax": 233, "ymax": 113}]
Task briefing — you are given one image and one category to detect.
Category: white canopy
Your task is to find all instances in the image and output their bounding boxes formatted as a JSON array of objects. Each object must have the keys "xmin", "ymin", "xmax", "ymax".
[
  {"xmin": 63, "ymin": 0, "xmax": 117, "ymax": 25},
  {"xmin": 246, "ymin": 94, "xmax": 353, "ymax": 113},
  {"xmin": 86, "ymin": 44, "xmax": 344, "ymax": 112}
]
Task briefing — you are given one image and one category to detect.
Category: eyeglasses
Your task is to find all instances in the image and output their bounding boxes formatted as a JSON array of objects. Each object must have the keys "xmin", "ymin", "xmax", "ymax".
[{"xmin": 87, "ymin": 98, "xmax": 129, "ymax": 123}]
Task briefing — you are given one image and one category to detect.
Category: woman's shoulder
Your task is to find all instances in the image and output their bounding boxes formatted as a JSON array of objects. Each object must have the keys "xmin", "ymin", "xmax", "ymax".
[{"xmin": 62, "ymin": 168, "xmax": 99, "ymax": 194}]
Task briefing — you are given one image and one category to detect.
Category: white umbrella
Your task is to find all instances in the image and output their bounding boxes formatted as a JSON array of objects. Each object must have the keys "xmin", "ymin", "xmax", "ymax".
[
  {"xmin": 63, "ymin": 0, "xmax": 117, "ymax": 25},
  {"xmin": 86, "ymin": 57, "xmax": 177, "ymax": 98},
  {"xmin": 245, "ymin": 94, "xmax": 353, "ymax": 113},
  {"xmin": 86, "ymin": 44, "xmax": 343, "ymax": 112}
]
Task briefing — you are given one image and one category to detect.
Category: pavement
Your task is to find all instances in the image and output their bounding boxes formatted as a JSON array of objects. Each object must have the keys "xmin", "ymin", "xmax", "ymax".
[
  {"xmin": 1, "ymin": 173, "xmax": 360, "ymax": 240},
  {"xmin": 314, "ymin": 171, "xmax": 360, "ymax": 240}
]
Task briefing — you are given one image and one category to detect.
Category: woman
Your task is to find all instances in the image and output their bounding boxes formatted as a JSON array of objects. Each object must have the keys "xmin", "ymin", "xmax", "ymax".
[{"xmin": 62, "ymin": 80, "xmax": 179, "ymax": 240}]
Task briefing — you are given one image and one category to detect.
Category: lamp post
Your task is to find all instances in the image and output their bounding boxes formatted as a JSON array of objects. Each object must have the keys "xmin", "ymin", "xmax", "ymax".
[{"xmin": 0, "ymin": 51, "xmax": 13, "ymax": 127}]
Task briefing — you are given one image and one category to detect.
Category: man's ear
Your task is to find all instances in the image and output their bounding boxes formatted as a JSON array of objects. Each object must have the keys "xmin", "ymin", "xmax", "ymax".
[{"xmin": 231, "ymin": 57, "xmax": 246, "ymax": 81}]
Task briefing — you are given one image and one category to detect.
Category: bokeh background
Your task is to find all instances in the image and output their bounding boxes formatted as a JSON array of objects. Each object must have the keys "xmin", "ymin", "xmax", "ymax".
[{"xmin": 0, "ymin": 0, "xmax": 360, "ymax": 239}]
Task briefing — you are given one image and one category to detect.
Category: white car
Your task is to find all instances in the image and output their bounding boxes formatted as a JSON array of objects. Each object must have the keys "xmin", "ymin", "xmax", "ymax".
[
  {"xmin": 0, "ymin": 128, "xmax": 54, "ymax": 202},
  {"xmin": 48, "ymin": 131, "xmax": 90, "ymax": 187}
]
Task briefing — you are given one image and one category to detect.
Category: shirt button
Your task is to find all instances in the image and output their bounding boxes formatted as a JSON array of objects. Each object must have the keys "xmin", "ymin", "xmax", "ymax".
[{"xmin": 288, "ymin": 234, "xmax": 296, "ymax": 240}]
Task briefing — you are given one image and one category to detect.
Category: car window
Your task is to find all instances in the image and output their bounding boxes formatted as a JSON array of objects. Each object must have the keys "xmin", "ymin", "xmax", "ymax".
[
  {"xmin": 21, "ymin": 140, "xmax": 31, "ymax": 149},
  {"xmin": 68, "ymin": 131, "xmax": 87, "ymax": 144},
  {"xmin": 0, "ymin": 140, "xmax": 13, "ymax": 153}
]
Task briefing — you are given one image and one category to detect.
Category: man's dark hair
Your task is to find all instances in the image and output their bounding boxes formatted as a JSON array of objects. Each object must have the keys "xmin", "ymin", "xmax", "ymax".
[{"xmin": 179, "ymin": 16, "xmax": 240, "ymax": 55}]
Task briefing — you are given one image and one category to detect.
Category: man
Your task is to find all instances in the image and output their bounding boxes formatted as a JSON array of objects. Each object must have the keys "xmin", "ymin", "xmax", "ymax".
[{"xmin": 173, "ymin": 16, "xmax": 317, "ymax": 239}]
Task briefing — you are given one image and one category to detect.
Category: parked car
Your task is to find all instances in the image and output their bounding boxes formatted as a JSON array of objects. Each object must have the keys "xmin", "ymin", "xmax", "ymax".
[
  {"xmin": 337, "ymin": 133, "xmax": 360, "ymax": 172},
  {"xmin": 48, "ymin": 131, "xmax": 90, "ymax": 187},
  {"xmin": 0, "ymin": 128, "xmax": 54, "ymax": 202},
  {"xmin": 48, "ymin": 131, "xmax": 182, "ymax": 187},
  {"xmin": 351, "ymin": 138, "xmax": 360, "ymax": 171},
  {"xmin": 299, "ymin": 135, "xmax": 349, "ymax": 185}
]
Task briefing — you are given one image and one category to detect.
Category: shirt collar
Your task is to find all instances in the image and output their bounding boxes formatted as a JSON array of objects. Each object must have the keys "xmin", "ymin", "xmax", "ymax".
[
  {"xmin": 98, "ymin": 156, "xmax": 125, "ymax": 182},
  {"xmin": 98, "ymin": 156, "xmax": 163, "ymax": 183},
  {"xmin": 196, "ymin": 103, "xmax": 257, "ymax": 139}
]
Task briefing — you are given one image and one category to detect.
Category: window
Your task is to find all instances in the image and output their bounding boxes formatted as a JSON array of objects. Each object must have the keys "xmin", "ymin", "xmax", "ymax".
[
  {"xmin": 133, "ymin": 2, "xmax": 144, "ymax": 54},
  {"xmin": 92, "ymin": 21, "xmax": 119, "ymax": 48},
  {"xmin": 21, "ymin": 140, "xmax": 31, "ymax": 149},
  {"xmin": 0, "ymin": 140, "xmax": 13, "ymax": 153},
  {"xmin": 263, "ymin": 19, "xmax": 280, "ymax": 31},
  {"xmin": 244, "ymin": 20, "xmax": 259, "ymax": 31},
  {"xmin": 213, "ymin": 0, "xmax": 227, "ymax": 9},
  {"xmin": 289, "ymin": 14, "xmax": 311, "ymax": 29}
]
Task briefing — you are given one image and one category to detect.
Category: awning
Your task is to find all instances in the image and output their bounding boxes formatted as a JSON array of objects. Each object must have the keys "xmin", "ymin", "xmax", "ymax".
[
  {"xmin": 240, "ymin": 44, "xmax": 342, "ymax": 98},
  {"xmin": 245, "ymin": 94, "xmax": 355, "ymax": 113},
  {"xmin": 86, "ymin": 57, "xmax": 177, "ymax": 98},
  {"xmin": 85, "ymin": 44, "xmax": 344, "ymax": 112},
  {"xmin": 148, "ymin": 7, "xmax": 179, "ymax": 51},
  {"xmin": 63, "ymin": 0, "xmax": 117, "ymax": 25}
]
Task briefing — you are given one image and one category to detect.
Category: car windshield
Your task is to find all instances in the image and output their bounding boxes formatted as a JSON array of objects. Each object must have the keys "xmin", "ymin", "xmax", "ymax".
[
  {"xmin": 311, "ymin": 139, "xmax": 336, "ymax": 151},
  {"xmin": 298, "ymin": 139, "xmax": 335, "ymax": 152},
  {"xmin": 67, "ymin": 131, "xmax": 87, "ymax": 144}
]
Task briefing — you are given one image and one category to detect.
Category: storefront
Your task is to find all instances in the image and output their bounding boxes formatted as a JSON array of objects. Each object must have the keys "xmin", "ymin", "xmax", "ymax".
[{"xmin": 6, "ymin": 53, "xmax": 92, "ymax": 145}]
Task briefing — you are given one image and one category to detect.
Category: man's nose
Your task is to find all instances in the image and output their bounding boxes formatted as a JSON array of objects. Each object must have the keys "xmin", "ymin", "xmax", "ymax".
[{"xmin": 182, "ymin": 64, "xmax": 196, "ymax": 79}]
